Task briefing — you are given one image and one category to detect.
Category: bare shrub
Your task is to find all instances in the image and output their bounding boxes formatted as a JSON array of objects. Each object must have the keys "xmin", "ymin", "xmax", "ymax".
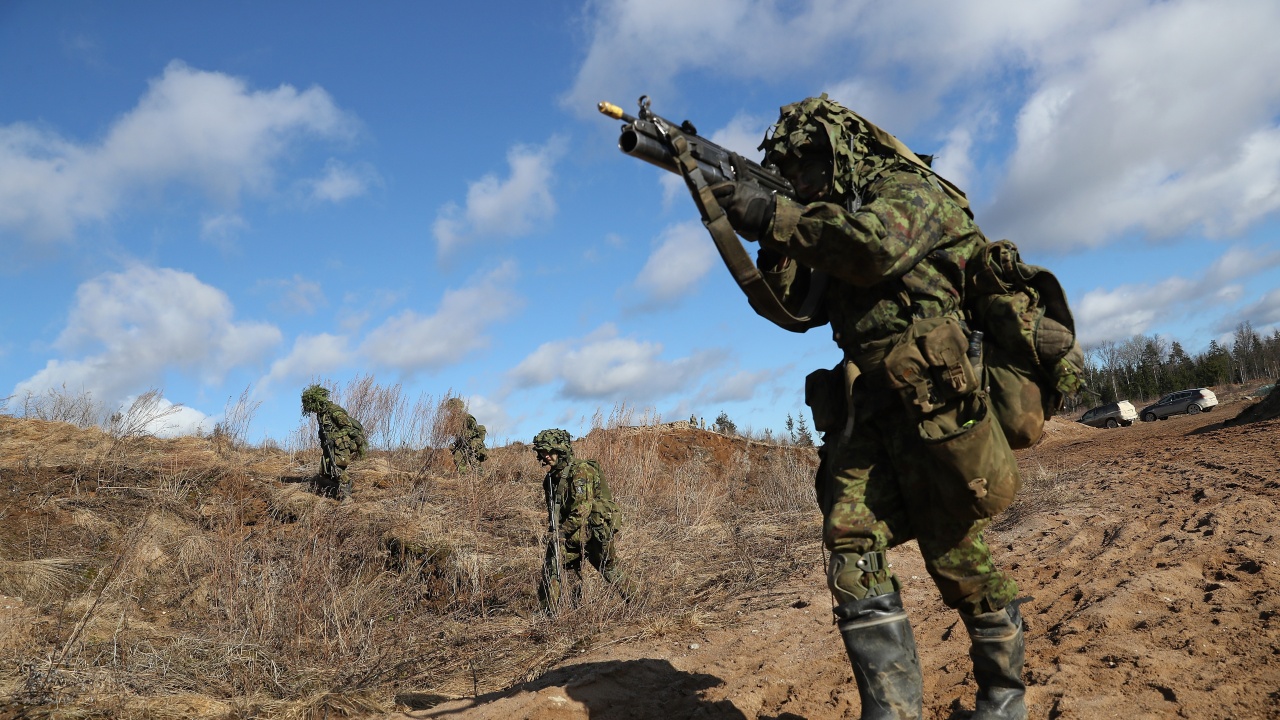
[
  {"xmin": 18, "ymin": 384, "xmax": 103, "ymax": 428},
  {"xmin": 105, "ymin": 389, "xmax": 185, "ymax": 441},
  {"xmin": 212, "ymin": 386, "xmax": 261, "ymax": 448}
]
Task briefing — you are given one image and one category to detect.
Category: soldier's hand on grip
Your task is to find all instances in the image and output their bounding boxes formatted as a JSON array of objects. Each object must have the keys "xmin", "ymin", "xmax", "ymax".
[{"xmin": 710, "ymin": 181, "xmax": 775, "ymax": 243}]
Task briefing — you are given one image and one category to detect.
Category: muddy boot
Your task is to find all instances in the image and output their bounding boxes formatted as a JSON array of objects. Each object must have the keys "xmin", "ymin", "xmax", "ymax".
[
  {"xmin": 337, "ymin": 479, "xmax": 353, "ymax": 502},
  {"xmin": 961, "ymin": 603, "xmax": 1027, "ymax": 720},
  {"xmin": 835, "ymin": 592, "xmax": 924, "ymax": 720}
]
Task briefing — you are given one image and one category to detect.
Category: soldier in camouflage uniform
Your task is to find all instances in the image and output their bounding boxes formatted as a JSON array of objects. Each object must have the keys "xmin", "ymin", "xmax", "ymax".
[
  {"xmin": 531, "ymin": 429, "xmax": 630, "ymax": 612},
  {"xmin": 709, "ymin": 95, "xmax": 1027, "ymax": 720},
  {"xmin": 445, "ymin": 398, "xmax": 488, "ymax": 470},
  {"xmin": 301, "ymin": 385, "xmax": 368, "ymax": 501}
]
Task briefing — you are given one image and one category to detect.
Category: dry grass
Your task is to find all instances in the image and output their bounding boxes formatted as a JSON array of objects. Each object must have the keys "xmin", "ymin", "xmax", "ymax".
[
  {"xmin": 992, "ymin": 459, "xmax": 1095, "ymax": 532},
  {"xmin": 0, "ymin": 401, "xmax": 821, "ymax": 717}
]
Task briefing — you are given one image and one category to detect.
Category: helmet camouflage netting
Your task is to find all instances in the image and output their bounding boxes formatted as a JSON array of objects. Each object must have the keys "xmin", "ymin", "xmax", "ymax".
[
  {"xmin": 301, "ymin": 384, "xmax": 330, "ymax": 414},
  {"xmin": 759, "ymin": 93, "xmax": 967, "ymax": 211},
  {"xmin": 531, "ymin": 428, "xmax": 573, "ymax": 455}
]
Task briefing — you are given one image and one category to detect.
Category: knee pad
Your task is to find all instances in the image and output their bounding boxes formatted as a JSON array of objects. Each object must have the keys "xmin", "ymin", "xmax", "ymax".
[{"xmin": 828, "ymin": 550, "xmax": 900, "ymax": 605}]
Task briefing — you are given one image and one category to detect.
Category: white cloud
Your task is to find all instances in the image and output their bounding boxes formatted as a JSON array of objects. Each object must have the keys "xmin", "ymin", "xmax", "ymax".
[
  {"xmin": 305, "ymin": 159, "xmax": 377, "ymax": 203},
  {"xmin": 983, "ymin": 0, "xmax": 1280, "ymax": 250},
  {"xmin": 631, "ymin": 221, "xmax": 717, "ymax": 306},
  {"xmin": 461, "ymin": 395, "xmax": 513, "ymax": 439},
  {"xmin": 696, "ymin": 368, "xmax": 778, "ymax": 404},
  {"xmin": 14, "ymin": 264, "xmax": 281, "ymax": 410},
  {"xmin": 261, "ymin": 333, "xmax": 353, "ymax": 390},
  {"xmin": 508, "ymin": 324, "xmax": 724, "ymax": 401},
  {"xmin": 1075, "ymin": 245, "xmax": 1280, "ymax": 344},
  {"xmin": 573, "ymin": 1, "xmax": 1280, "ymax": 252},
  {"xmin": 261, "ymin": 274, "xmax": 326, "ymax": 315},
  {"xmin": 432, "ymin": 138, "xmax": 565, "ymax": 253},
  {"xmin": 1237, "ymin": 289, "xmax": 1280, "ymax": 333},
  {"xmin": 564, "ymin": 0, "xmax": 877, "ymax": 119},
  {"xmin": 359, "ymin": 261, "xmax": 523, "ymax": 373},
  {"xmin": 200, "ymin": 212, "xmax": 249, "ymax": 250},
  {"xmin": 0, "ymin": 61, "xmax": 358, "ymax": 245}
]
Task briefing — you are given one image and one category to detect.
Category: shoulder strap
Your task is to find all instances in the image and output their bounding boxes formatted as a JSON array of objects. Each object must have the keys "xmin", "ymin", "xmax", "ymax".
[{"xmin": 667, "ymin": 128, "xmax": 826, "ymax": 333}]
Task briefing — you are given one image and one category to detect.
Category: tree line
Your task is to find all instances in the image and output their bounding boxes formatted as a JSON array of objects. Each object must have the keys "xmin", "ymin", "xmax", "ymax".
[{"xmin": 1079, "ymin": 321, "xmax": 1280, "ymax": 409}]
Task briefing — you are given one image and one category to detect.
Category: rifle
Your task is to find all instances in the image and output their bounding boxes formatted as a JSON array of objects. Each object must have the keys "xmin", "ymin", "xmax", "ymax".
[
  {"xmin": 598, "ymin": 96, "xmax": 826, "ymax": 331},
  {"xmin": 546, "ymin": 476, "xmax": 565, "ymax": 609},
  {"xmin": 598, "ymin": 97, "xmax": 795, "ymax": 199},
  {"xmin": 319, "ymin": 433, "xmax": 339, "ymax": 481}
]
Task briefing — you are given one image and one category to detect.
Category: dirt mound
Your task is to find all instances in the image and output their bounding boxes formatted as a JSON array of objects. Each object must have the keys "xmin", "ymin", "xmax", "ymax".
[{"xmin": 1225, "ymin": 381, "xmax": 1280, "ymax": 425}]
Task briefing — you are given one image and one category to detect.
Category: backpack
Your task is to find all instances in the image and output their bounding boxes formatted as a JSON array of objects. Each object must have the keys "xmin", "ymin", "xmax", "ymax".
[
  {"xmin": 967, "ymin": 240, "xmax": 1086, "ymax": 449},
  {"xmin": 578, "ymin": 458, "xmax": 622, "ymax": 531}
]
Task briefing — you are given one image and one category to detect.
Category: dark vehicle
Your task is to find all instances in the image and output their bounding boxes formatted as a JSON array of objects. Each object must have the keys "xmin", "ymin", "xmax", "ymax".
[
  {"xmin": 1078, "ymin": 400, "xmax": 1138, "ymax": 429},
  {"xmin": 1140, "ymin": 388, "xmax": 1218, "ymax": 422}
]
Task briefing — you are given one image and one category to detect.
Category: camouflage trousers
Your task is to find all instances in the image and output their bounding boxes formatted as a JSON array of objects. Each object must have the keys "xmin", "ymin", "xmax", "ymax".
[
  {"xmin": 318, "ymin": 448, "xmax": 352, "ymax": 500},
  {"xmin": 538, "ymin": 525, "xmax": 630, "ymax": 610},
  {"xmin": 818, "ymin": 386, "xmax": 1019, "ymax": 616},
  {"xmin": 451, "ymin": 442, "xmax": 487, "ymax": 471}
]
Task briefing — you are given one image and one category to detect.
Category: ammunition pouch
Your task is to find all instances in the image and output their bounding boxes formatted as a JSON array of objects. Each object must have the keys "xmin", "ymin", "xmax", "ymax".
[
  {"xmin": 919, "ymin": 392, "xmax": 1021, "ymax": 520},
  {"xmin": 885, "ymin": 316, "xmax": 1020, "ymax": 520},
  {"xmin": 884, "ymin": 316, "xmax": 979, "ymax": 414},
  {"xmin": 805, "ymin": 366, "xmax": 847, "ymax": 434}
]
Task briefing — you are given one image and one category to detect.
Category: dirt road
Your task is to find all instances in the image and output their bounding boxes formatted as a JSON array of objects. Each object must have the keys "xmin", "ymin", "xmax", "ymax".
[{"xmin": 400, "ymin": 409, "xmax": 1280, "ymax": 719}]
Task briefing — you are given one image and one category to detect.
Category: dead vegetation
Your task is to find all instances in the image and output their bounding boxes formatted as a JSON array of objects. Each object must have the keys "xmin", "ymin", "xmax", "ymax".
[{"xmin": 0, "ymin": 398, "xmax": 820, "ymax": 718}]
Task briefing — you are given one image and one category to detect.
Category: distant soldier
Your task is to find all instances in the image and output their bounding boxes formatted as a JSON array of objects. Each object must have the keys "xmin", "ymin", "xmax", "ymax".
[
  {"xmin": 532, "ymin": 429, "xmax": 630, "ymax": 611},
  {"xmin": 446, "ymin": 398, "xmax": 487, "ymax": 470},
  {"xmin": 301, "ymin": 385, "xmax": 367, "ymax": 500}
]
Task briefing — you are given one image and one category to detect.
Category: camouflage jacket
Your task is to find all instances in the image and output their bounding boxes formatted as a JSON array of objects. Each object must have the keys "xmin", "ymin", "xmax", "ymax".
[
  {"xmin": 760, "ymin": 168, "xmax": 985, "ymax": 359},
  {"xmin": 543, "ymin": 457, "xmax": 619, "ymax": 542},
  {"xmin": 316, "ymin": 402, "xmax": 368, "ymax": 460}
]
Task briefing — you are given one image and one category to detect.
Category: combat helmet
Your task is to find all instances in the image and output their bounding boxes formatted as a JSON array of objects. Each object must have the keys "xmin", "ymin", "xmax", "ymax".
[
  {"xmin": 760, "ymin": 94, "xmax": 970, "ymax": 211},
  {"xmin": 531, "ymin": 428, "xmax": 573, "ymax": 456},
  {"xmin": 301, "ymin": 384, "xmax": 330, "ymax": 414}
]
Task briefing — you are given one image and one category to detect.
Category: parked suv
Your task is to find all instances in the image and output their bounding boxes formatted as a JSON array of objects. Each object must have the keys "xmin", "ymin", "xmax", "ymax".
[
  {"xmin": 1140, "ymin": 388, "xmax": 1218, "ymax": 421},
  {"xmin": 1078, "ymin": 401, "xmax": 1139, "ymax": 429}
]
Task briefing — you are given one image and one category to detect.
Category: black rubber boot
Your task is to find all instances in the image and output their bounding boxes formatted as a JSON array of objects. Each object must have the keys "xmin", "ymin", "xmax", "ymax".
[
  {"xmin": 961, "ymin": 603, "xmax": 1027, "ymax": 720},
  {"xmin": 835, "ymin": 592, "xmax": 924, "ymax": 720}
]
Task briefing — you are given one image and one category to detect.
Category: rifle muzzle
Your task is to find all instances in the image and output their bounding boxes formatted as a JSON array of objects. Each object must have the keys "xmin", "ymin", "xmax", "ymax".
[{"xmin": 618, "ymin": 122, "xmax": 679, "ymax": 175}]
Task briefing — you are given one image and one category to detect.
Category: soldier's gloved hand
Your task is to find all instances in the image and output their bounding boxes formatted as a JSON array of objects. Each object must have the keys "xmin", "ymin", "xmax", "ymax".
[{"xmin": 710, "ymin": 181, "xmax": 776, "ymax": 243}]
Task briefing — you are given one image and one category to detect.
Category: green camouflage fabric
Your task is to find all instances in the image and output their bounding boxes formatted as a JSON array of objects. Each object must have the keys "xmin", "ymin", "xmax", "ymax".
[
  {"xmin": 763, "ymin": 164, "xmax": 982, "ymax": 350},
  {"xmin": 756, "ymin": 96, "xmax": 1018, "ymax": 615},
  {"xmin": 446, "ymin": 399, "xmax": 488, "ymax": 469},
  {"xmin": 537, "ymin": 443, "xmax": 628, "ymax": 609},
  {"xmin": 301, "ymin": 385, "xmax": 367, "ymax": 498},
  {"xmin": 531, "ymin": 427, "xmax": 573, "ymax": 455},
  {"xmin": 968, "ymin": 240, "xmax": 1087, "ymax": 448}
]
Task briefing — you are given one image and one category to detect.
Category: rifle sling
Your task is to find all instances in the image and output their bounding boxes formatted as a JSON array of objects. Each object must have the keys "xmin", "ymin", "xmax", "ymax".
[{"xmin": 668, "ymin": 130, "xmax": 825, "ymax": 332}]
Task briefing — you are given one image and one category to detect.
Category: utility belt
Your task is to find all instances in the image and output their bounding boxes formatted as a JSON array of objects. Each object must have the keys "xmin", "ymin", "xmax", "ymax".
[{"xmin": 806, "ymin": 314, "xmax": 1020, "ymax": 520}]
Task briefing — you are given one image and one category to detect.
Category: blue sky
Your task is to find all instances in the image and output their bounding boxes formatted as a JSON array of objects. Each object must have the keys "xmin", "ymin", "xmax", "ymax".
[{"xmin": 4, "ymin": 0, "xmax": 1280, "ymax": 444}]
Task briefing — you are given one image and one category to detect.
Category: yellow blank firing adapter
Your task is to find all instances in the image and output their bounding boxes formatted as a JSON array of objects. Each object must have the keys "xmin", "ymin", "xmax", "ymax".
[{"xmin": 598, "ymin": 101, "xmax": 624, "ymax": 119}]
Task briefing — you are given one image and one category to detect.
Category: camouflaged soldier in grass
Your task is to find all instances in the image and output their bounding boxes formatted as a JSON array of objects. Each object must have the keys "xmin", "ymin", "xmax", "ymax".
[
  {"xmin": 445, "ymin": 398, "xmax": 488, "ymax": 470},
  {"xmin": 532, "ymin": 429, "xmax": 630, "ymax": 612},
  {"xmin": 709, "ymin": 95, "xmax": 1027, "ymax": 720},
  {"xmin": 301, "ymin": 385, "xmax": 368, "ymax": 501}
]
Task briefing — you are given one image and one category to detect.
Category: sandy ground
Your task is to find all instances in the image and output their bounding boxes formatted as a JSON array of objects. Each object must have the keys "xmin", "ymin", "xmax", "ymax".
[{"xmin": 391, "ymin": 407, "xmax": 1280, "ymax": 720}]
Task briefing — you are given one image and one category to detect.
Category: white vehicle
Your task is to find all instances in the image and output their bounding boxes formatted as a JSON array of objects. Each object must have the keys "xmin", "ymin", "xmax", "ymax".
[
  {"xmin": 1078, "ymin": 400, "xmax": 1139, "ymax": 429},
  {"xmin": 1140, "ymin": 388, "xmax": 1218, "ymax": 421}
]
